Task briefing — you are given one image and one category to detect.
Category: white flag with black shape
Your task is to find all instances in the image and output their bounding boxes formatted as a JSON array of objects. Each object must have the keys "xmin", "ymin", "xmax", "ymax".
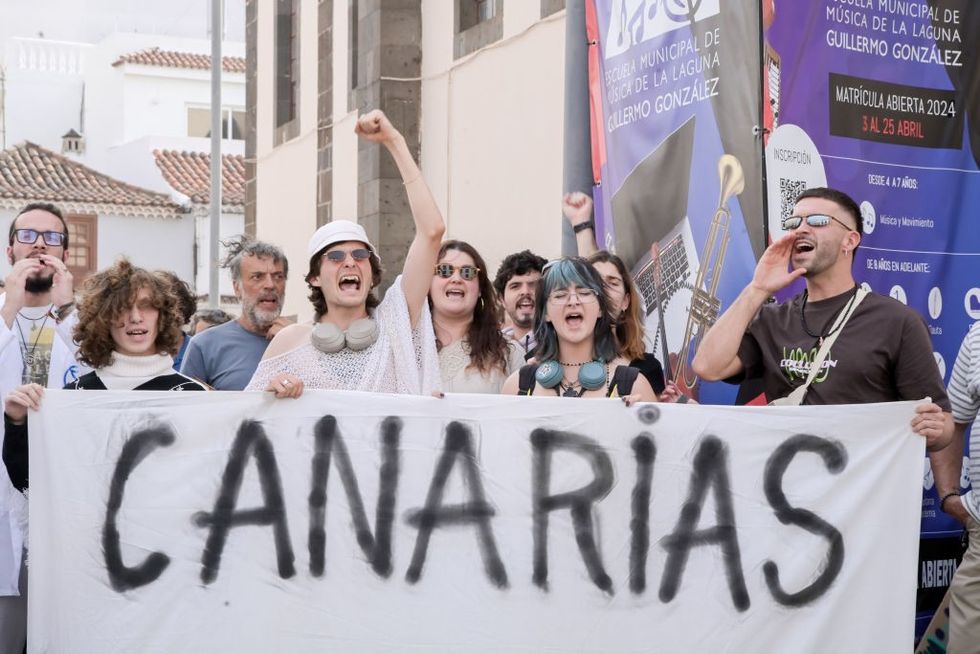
[{"xmin": 28, "ymin": 391, "xmax": 923, "ymax": 653}]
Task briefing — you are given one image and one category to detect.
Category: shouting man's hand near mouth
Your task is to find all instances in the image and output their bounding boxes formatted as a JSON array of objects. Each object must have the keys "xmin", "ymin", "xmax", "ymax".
[{"xmin": 749, "ymin": 232, "xmax": 808, "ymax": 297}]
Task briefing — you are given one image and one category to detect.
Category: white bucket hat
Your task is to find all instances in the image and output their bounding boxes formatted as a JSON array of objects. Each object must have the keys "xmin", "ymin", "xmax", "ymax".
[{"xmin": 307, "ymin": 220, "xmax": 377, "ymax": 260}]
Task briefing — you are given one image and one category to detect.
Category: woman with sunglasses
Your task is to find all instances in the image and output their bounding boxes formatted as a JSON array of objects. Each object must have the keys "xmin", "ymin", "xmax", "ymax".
[
  {"xmin": 246, "ymin": 110, "xmax": 443, "ymax": 396},
  {"xmin": 429, "ymin": 240, "xmax": 524, "ymax": 394},
  {"xmin": 500, "ymin": 257, "xmax": 658, "ymax": 402},
  {"xmin": 562, "ymin": 192, "xmax": 681, "ymax": 402}
]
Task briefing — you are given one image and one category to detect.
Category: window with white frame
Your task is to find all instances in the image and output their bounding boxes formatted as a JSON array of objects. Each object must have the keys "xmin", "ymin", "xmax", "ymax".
[{"xmin": 187, "ymin": 107, "xmax": 247, "ymax": 140}]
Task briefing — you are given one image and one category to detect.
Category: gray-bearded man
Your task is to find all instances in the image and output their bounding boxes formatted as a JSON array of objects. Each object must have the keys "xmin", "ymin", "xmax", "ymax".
[{"xmin": 180, "ymin": 237, "xmax": 290, "ymax": 390}]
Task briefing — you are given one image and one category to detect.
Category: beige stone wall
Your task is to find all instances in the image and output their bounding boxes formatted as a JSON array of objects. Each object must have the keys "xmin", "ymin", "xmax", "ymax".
[
  {"xmin": 254, "ymin": 0, "xmax": 319, "ymax": 321},
  {"xmin": 254, "ymin": 0, "xmax": 567, "ymax": 319},
  {"xmin": 330, "ymin": 0, "xmax": 358, "ymax": 223},
  {"xmin": 420, "ymin": 1, "xmax": 566, "ymax": 274}
]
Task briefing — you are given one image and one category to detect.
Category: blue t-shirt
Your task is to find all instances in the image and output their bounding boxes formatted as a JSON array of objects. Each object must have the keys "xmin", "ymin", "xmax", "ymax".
[
  {"xmin": 180, "ymin": 320, "xmax": 270, "ymax": 390},
  {"xmin": 172, "ymin": 333, "xmax": 191, "ymax": 371}
]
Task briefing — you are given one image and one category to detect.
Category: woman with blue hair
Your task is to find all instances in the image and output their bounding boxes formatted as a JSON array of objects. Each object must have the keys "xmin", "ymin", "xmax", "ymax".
[{"xmin": 500, "ymin": 257, "xmax": 657, "ymax": 402}]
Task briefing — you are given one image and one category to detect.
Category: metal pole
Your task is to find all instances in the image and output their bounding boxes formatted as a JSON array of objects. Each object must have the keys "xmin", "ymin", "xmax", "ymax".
[
  {"xmin": 209, "ymin": 0, "xmax": 223, "ymax": 308},
  {"xmin": 0, "ymin": 65, "xmax": 6, "ymax": 150},
  {"xmin": 561, "ymin": 0, "xmax": 593, "ymax": 256}
]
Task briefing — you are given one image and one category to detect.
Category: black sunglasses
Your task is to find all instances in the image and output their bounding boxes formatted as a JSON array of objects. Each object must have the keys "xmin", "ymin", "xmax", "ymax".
[
  {"xmin": 434, "ymin": 264, "xmax": 480, "ymax": 280},
  {"xmin": 14, "ymin": 229, "xmax": 66, "ymax": 247},
  {"xmin": 324, "ymin": 248, "xmax": 372, "ymax": 262}
]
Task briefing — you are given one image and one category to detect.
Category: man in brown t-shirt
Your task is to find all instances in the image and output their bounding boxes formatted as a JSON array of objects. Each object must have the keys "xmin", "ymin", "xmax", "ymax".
[{"xmin": 691, "ymin": 186, "xmax": 952, "ymax": 451}]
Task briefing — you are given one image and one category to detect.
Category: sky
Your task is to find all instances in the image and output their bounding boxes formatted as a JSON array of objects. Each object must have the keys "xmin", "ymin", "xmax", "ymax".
[{"xmin": 0, "ymin": 0, "xmax": 245, "ymax": 47}]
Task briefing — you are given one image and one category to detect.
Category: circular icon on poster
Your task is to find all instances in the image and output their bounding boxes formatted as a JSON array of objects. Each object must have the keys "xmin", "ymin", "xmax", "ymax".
[
  {"xmin": 928, "ymin": 287, "xmax": 943, "ymax": 320},
  {"xmin": 889, "ymin": 285, "xmax": 907, "ymax": 305},
  {"xmin": 860, "ymin": 282, "xmax": 872, "ymax": 294},
  {"xmin": 934, "ymin": 352, "xmax": 946, "ymax": 380},
  {"xmin": 860, "ymin": 201, "xmax": 876, "ymax": 235},
  {"xmin": 964, "ymin": 288, "xmax": 980, "ymax": 320}
]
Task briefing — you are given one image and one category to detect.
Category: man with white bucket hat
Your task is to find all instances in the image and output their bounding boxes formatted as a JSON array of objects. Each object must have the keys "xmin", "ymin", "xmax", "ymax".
[{"xmin": 246, "ymin": 109, "xmax": 443, "ymax": 396}]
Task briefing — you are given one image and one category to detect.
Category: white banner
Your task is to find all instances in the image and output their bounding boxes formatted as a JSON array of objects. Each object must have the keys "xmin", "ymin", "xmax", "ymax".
[{"xmin": 29, "ymin": 391, "xmax": 924, "ymax": 653}]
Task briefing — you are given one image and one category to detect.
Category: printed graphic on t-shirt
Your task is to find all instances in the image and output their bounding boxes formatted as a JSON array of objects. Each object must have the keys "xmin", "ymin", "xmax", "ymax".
[
  {"xmin": 20, "ymin": 322, "xmax": 54, "ymax": 385},
  {"xmin": 780, "ymin": 345, "xmax": 837, "ymax": 384}
]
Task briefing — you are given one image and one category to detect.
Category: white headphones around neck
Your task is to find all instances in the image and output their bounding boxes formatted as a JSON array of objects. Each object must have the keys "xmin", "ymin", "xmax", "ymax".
[{"xmin": 310, "ymin": 318, "xmax": 379, "ymax": 353}]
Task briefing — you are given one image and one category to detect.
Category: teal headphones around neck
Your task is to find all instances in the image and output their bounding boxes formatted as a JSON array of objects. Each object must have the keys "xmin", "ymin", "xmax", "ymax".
[{"xmin": 534, "ymin": 359, "xmax": 606, "ymax": 391}]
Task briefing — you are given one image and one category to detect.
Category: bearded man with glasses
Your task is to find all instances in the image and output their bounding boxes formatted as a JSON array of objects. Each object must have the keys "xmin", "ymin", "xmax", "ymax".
[
  {"xmin": 692, "ymin": 187, "xmax": 951, "ymax": 451},
  {"xmin": 0, "ymin": 202, "xmax": 83, "ymax": 653},
  {"xmin": 1, "ymin": 203, "xmax": 82, "ymax": 398}
]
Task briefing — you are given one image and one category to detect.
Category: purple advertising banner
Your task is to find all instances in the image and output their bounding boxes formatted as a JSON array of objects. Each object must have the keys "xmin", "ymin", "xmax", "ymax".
[
  {"xmin": 588, "ymin": 0, "xmax": 764, "ymax": 406},
  {"xmin": 765, "ymin": 0, "xmax": 979, "ymax": 639}
]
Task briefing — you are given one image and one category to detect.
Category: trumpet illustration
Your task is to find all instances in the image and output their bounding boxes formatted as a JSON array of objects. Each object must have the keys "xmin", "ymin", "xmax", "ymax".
[{"xmin": 671, "ymin": 154, "xmax": 745, "ymax": 399}]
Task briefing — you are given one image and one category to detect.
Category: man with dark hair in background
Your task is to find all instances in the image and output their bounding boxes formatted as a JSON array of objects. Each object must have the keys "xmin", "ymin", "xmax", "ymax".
[
  {"xmin": 493, "ymin": 250, "xmax": 547, "ymax": 357},
  {"xmin": 180, "ymin": 236, "xmax": 290, "ymax": 390}
]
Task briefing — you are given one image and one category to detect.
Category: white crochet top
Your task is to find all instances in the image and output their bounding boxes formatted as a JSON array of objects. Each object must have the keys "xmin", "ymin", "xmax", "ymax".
[{"xmin": 246, "ymin": 275, "xmax": 441, "ymax": 395}]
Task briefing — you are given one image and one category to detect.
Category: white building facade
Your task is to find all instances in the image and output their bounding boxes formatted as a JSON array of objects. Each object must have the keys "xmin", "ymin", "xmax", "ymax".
[{"xmin": 1, "ymin": 4, "xmax": 248, "ymax": 297}]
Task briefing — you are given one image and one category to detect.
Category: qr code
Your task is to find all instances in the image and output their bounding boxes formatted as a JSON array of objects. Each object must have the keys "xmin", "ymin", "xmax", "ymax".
[{"xmin": 779, "ymin": 178, "xmax": 807, "ymax": 221}]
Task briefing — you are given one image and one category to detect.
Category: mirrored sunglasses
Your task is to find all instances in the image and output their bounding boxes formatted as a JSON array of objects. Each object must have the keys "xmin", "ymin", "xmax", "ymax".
[
  {"xmin": 781, "ymin": 213, "xmax": 853, "ymax": 231},
  {"xmin": 14, "ymin": 229, "xmax": 66, "ymax": 247},
  {"xmin": 434, "ymin": 264, "xmax": 480, "ymax": 280},
  {"xmin": 324, "ymin": 248, "xmax": 372, "ymax": 262}
]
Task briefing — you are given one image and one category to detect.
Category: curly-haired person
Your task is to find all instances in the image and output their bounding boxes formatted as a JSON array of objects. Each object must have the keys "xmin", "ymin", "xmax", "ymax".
[
  {"xmin": 3, "ymin": 258, "xmax": 207, "ymax": 494},
  {"xmin": 155, "ymin": 270, "xmax": 197, "ymax": 370}
]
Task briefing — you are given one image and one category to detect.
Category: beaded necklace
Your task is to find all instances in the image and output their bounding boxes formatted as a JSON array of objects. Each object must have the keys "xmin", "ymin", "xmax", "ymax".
[
  {"xmin": 15, "ymin": 310, "xmax": 51, "ymax": 368},
  {"xmin": 556, "ymin": 363, "xmax": 610, "ymax": 398}
]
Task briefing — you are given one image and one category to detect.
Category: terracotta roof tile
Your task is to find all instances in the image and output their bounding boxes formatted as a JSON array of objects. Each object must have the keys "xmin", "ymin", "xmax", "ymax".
[
  {"xmin": 0, "ymin": 142, "xmax": 181, "ymax": 215},
  {"xmin": 113, "ymin": 47, "xmax": 246, "ymax": 74},
  {"xmin": 153, "ymin": 149, "xmax": 245, "ymax": 207}
]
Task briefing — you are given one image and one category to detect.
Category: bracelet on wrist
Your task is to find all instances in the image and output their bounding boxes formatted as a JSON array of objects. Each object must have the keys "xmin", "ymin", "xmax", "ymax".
[
  {"xmin": 940, "ymin": 491, "xmax": 961, "ymax": 511},
  {"xmin": 573, "ymin": 219, "xmax": 595, "ymax": 234},
  {"xmin": 50, "ymin": 301, "xmax": 75, "ymax": 323}
]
